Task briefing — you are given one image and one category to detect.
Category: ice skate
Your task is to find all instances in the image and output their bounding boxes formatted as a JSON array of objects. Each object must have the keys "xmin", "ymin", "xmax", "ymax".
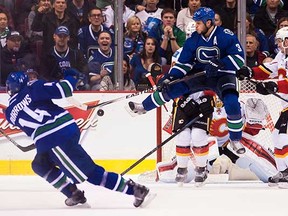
[
  {"xmin": 126, "ymin": 101, "xmax": 147, "ymax": 117},
  {"xmin": 229, "ymin": 139, "xmax": 246, "ymax": 154},
  {"xmin": 65, "ymin": 189, "xmax": 87, "ymax": 207},
  {"xmin": 175, "ymin": 167, "xmax": 188, "ymax": 187},
  {"xmin": 127, "ymin": 179, "xmax": 156, "ymax": 207},
  {"xmin": 194, "ymin": 166, "xmax": 208, "ymax": 187},
  {"xmin": 275, "ymin": 168, "xmax": 288, "ymax": 189}
]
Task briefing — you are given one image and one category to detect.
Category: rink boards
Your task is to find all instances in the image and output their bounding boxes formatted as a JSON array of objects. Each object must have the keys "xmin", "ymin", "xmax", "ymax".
[{"xmin": 0, "ymin": 92, "xmax": 158, "ymax": 175}]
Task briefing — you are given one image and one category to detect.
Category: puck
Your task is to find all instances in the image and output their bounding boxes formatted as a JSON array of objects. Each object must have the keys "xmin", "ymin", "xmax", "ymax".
[{"xmin": 97, "ymin": 109, "xmax": 104, "ymax": 116}]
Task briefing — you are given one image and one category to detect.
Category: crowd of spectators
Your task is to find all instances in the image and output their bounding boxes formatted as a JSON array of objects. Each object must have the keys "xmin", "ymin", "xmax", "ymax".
[{"xmin": 0, "ymin": 0, "xmax": 287, "ymax": 91}]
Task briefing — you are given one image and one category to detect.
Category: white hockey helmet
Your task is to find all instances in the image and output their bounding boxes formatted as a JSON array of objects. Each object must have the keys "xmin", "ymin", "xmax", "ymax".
[{"xmin": 275, "ymin": 26, "xmax": 288, "ymax": 47}]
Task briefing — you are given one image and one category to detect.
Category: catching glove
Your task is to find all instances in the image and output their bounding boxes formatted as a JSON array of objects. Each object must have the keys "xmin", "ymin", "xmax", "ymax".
[
  {"xmin": 196, "ymin": 95, "xmax": 215, "ymax": 117},
  {"xmin": 236, "ymin": 66, "xmax": 253, "ymax": 80},
  {"xmin": 205, "ymin": 58, "xmax": 225, "ymax": 77},
  {"xmin": 255, "ymin": 81, "xmax": 278, "ymax": 95}
]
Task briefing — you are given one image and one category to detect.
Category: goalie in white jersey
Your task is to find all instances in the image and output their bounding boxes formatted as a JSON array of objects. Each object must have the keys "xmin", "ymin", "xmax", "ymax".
[{"xmin": 236, "ymin": 26, "xmax": 288, "ymax": 188}]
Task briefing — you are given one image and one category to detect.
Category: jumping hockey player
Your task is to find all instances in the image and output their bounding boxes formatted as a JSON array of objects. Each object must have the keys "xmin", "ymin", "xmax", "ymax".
[
  {"xmin": 4, "ymin": 71, "xmax": 153, "ymax": 207},
  {"xmin": 127, "ymin": 7, "xmax": 246, "ymax": 155},
  {"xmin": 236, "ymin": 26, "xmax": 288, "ymax": 188}
]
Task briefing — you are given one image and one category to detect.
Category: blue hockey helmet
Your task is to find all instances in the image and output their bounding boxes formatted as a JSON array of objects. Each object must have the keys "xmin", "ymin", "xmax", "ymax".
[
  {"xmin": 193, "ymin": 7, "xmax": 215, "ymax": 24},
  {"xmin": 6, "ymin": 71, "xmax": 28, "ymax": 96}
]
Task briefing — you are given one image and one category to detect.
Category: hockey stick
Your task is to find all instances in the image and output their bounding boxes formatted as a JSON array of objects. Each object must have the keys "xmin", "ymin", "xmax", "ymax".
[
  {"xmin": 0, "ymin": 129, "xmax": 35, "ymax": 152},
  {"xmin": 248, "ymin": 79, "xmax": 288, "ymax": 103},
  {"xmin": 86, "ymin": 87, "xmax": 154, "ymax": 110},
  {"xmin": 120, "ymin": 113, "xmax": 203, "ymax": 175}
]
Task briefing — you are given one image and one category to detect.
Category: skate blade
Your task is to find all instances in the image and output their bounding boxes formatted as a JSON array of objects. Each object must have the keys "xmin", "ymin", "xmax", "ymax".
[
  {"xmin": 194, "ymin": 181, "xmax": 207, "ymax": 187},
  {"xmin": 140, "ymin": 192, "xmax": 157, "ymax": 208},
  {"xmin": 268, "ymin": 182, "xmax": 278, "ymax": 187},
  {"xmin": 68, "ymin": 202, "xmax": 91, "ymax": 208},
  {"xmin": 278, "ymin": 183, "xmax": 288, "ymax": 189}
]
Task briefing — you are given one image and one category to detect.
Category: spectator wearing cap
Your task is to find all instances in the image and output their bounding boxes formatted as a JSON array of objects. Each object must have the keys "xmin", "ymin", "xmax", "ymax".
[
  {"xmin": 0, "ymin": 31, "xmax": 34, "ymax": 86},
  {"xmin": 31, "ymin": 0, "xmax": 79, "ymax": 57},
  {"xmin": 41, "ymin": 25, "xmax": 89, "ymax": 88}
]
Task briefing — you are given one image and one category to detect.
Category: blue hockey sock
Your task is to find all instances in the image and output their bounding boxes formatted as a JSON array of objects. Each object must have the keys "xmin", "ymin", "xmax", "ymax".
[{"xmin": 223, "ymin": 93, "xmax": 243, "ymax": 140}]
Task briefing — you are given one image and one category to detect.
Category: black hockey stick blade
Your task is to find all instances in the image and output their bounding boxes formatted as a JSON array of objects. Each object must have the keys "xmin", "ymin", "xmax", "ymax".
[
  {"xmin": 0, "ymin": 129, "xmax": 35, "ymax": 152},
  {"xmin": 120, "ymin": 114, "xmax": 203, "ymax": 175},
  {"xmin": 16, "ymin": 143, "xmax": 36, "ymax": 152}
]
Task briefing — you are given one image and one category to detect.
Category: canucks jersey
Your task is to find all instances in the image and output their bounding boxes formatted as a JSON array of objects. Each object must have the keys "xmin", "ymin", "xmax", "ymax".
[
  {"xmin": 169, "ymin": 26, "xmax": 245, "ymax": 78},
  {"xmin": 78, "ymin": 24, "xmax": 115, "ymax": 58},
  {"xmin": 88, "ymin": 48, "xmax": 114, "ymax": 75},
  {"xmin": 5, "ymin": 79, "xmax": 78, "ymax": 153}
]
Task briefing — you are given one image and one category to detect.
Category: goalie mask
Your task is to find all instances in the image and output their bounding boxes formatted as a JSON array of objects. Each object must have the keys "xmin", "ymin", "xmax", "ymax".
[{"xmin": 6, "ymin": 71, "xmax": 28, "ymax": 96}]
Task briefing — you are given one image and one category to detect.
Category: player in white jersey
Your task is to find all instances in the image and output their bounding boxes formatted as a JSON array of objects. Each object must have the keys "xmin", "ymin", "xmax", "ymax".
[
  {"xmin": 237, "ymin": 26, "xmax": 288, "ymax": 188},
  {"xmin": 157, "ymin": 96, "xmax": 278, "ymax": 184}
]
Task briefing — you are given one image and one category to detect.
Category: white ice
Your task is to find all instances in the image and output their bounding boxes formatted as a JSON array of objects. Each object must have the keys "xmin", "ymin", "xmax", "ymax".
[{"xmin": 0, "ymin": 175, "xmax": 286, "ymax": 216}]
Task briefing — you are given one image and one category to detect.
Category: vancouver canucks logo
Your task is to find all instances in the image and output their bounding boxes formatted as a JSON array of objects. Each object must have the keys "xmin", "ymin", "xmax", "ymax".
[{"xmin": 196, "ymin": 46, "xmax": 220, "ymax": 63}]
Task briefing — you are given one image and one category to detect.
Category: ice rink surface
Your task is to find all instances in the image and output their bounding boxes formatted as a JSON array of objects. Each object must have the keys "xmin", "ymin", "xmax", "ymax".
[{"xmin": 0, "ymin": 175, "xmax": 286, "ymax": 216}]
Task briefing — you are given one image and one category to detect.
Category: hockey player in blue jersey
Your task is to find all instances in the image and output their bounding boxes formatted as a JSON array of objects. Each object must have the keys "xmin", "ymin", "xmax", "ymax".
[
  {"xmin": 128, "ymin": 7, "xmax": 246, "ymax": 155},
  {"xmin": 4, "ymin": 71, "xmax": 152, "ymax": 208}
]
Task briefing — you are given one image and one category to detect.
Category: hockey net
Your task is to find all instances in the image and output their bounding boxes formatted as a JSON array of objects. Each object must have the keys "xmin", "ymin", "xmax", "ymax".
[{"xmin": 138, "ymin": 79, "xmax": 282, "ymax": 182}]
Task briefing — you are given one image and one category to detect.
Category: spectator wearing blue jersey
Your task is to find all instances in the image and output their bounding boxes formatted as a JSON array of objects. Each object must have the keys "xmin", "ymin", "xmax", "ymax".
[
  {"xmin": 41, "ymin": 26, "xmax": 89, "ymax": 88},
  {"xmin": 124, "ymin": 16, "xmax": 146, "ymax": 59},
  {"xmin": 149, "ymin": 8, "xmax": 186, "ymax": 65},
  {"xmin": 78, "ymin": 7, "xmax": 114, "ymax": 59},
  {"xmin": 88, "ymin": 31, "xmax": 115, "ymax": 90},
  {"xmin": 4, "ymin": 71, "xmax": 152, "ymax": 208},
  {"xmin": 128, "ymin": 7, "xmax": 246, "ymax": 158},
  {"xmin": 130, "ymin": 36, "xmax": 161, "ymax": 90}
]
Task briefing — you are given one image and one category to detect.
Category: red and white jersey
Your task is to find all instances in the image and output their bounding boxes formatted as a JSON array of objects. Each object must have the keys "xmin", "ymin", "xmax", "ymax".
[{"xmin": 210, "ymin": 106, "xmax": 229, "ymax": 147}]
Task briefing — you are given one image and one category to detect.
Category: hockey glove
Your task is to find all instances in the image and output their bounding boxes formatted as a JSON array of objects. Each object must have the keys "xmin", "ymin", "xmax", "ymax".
[
  {"xmin": 255, "ymin": 81, "xmax": 278, "ymax": 95},
  {"xmin": 63, "ymin": 68, "xmax": 88, "ymax": 90},
  {"xmin": 157, "ymin": 73, "xmax": 176, "ymax": 92},
  {"xmin": 236, "ymin": 66, "xmax": 253, "ymax": 80},
  {"xmin": 205, "ymin": 58, "xmax": 225, "ymax": 78},
  {"xmin": 196, "ymin": 95, "xmax": 215, "ymax": 117}
]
